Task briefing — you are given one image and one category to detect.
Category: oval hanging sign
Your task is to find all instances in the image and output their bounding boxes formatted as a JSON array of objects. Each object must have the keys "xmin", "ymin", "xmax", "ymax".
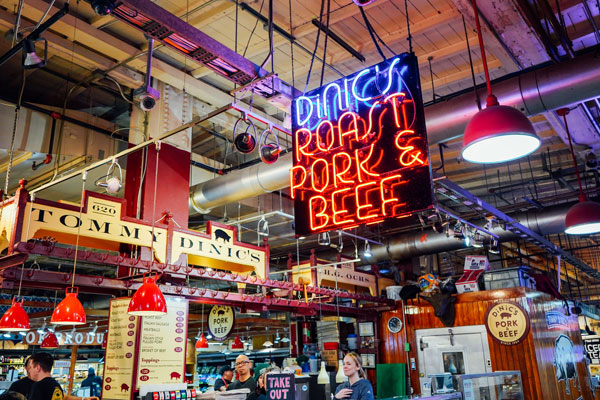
[
  {"xmin": 208, "ymin": 305, "xmax": 235, "ymax": 341},
  {"xmin": 485, "ymin": 302, "xmax": 530, "ymax": 346}
]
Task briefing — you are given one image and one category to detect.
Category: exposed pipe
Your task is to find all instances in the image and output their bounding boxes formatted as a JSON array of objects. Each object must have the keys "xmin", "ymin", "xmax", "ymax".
[
  {"xmin": 358, "ymin": 203, "xmax": 572, "ymax": 264},
  {"xmin": 189, "ymin": 51, "xmax": 600, "ymax": 215}
]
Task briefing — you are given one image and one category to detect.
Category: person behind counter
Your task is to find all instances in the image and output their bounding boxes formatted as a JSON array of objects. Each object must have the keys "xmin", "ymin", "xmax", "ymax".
[
  {"xmin": 80, "ymin": 368, "xmax": 102, "ymax": 397},
  {"xmin": 10, "ymin": 353, "xmax": 98, "ymax": 400},
  {"xmin": 334, "ymin": 352, "xmax": 374, "ymax": 400},
  {"xmin": 214, "ymin": 366, "xmax": 233, "ymax": 392},
  {"xmin": 227, "ymin": 355, "xmax": 256, "ymax": 400}
]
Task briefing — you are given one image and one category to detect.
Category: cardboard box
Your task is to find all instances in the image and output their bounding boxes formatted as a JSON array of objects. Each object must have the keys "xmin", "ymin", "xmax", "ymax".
[{"xmin": 456, "ymin": 256, "xmax": 490, "ymax": 294}]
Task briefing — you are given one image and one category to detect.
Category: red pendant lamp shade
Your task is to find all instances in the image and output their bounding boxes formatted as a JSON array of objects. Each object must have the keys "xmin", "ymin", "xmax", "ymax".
[
  {"xmin": 231, "ymin": 336, "xmax": 244, "ymax": 350},
  {"xmin": 0, "ymin": 299, "xmax": 30, "ymax": 332},
  {"xmin": 127, "ymin": 275, "xmax": 167, "ymax": 316},
  {"xmin": 51, "ymin": 287, "xmax": 86, "ymax": 325},
  {"xmin": 41, "ymin": 332, "xmax": 59, "ymax": 349},
  {"xmin": 461, "ymin": 0, "xmax": 540, "ymax": 164},
  {"xmin": 558, "ymin": 108, "xmax": 600, "ymax": 235},
  {"xmin": 196, "ymin": 333, "xmax": 209, "ymax": 349}
]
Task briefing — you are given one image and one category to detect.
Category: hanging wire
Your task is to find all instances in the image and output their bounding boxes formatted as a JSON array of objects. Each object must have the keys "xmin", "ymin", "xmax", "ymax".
[
  {"xmin": 16, "ymin": 192, "xmax": 36, "ymax": 298},
  {"xmin": 359, "ymin": 7, "xmax": 386, "ymax": 62},
  {"xmin": 471, "ymin": 0, "xmax": 493, "ymax": 101},
  {"xmin": 148, "ymin": 141, "xmax": 161, "ymax": 271},
  {"xmin": 427, "ymin": 56, "xmax": 436, "ymax": 101},
  {"xmin": 4, "ymin": 71, "xmax": 27, "ymax": 199},
  {"xmin": 404, "ymin": 0, "xmax": 413, "ymax": 54},
  {"xmin": 319, "ymin": 0, "xmax": 331, "ymax": 87},
  {"xmin": 71, "ymin": 172, "xmax": 88, "ymax": 287},
  {"xmin": 462, "ymin": 14, "xmax": 482, "ymax": 111},
  {"xmin": 288, "ymin": 0, "xmax": 295, "ymax": 88},
  {"xmin": 243, "ymin": 0, "xmax": 266, "ymax": 57},
  {"xmin": 303, "ymin": 0, "xmax": 326, "ymax": 93}
]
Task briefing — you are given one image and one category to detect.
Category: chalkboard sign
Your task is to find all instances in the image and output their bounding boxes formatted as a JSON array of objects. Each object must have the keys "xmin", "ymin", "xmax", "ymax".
[
  {"xmin": 584, "ymin": 337, "xmax": 600, "ymax": 364},
  {"xmin": 266, "ymin": 373, "xmax": 295, "ymax": 400}
]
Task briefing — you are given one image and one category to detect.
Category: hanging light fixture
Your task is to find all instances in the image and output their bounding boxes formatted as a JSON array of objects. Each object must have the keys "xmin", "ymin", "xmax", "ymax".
[
  {"xmin": 558, "ymin": 108, "xmax": 600, "ymax": 235},
  {"xmin": 232, "ymin": 336, "xmax": 244, "ymax": 349},
  {"xmin": 128, "ymin": 142, "xmax": 167, "ymax": 315},
  {"xmin": 51, "ymin": 287, "xmax": 86, "ymax": 325},
  {"xmin": 40, "ymin": 331, "xmax": 59, "ymax": 349},
  {"xmin": 195, "ymin": 332, "xmax": 209, "ymax": 349},
  {"xmin": 127, "ymin": 274, "xmax": 167, "ymax": 316},
  {"xmin": 363, "ymin": 240, "xmax": 372, "ymax": 258},
  {"xmin": 0, "ymin": 299, "xmax": 30, "ymax": 332},
  {"xmin": 263, "ymin": 339, "xmax": 274, "ymax": 348},
  {"xmin": 37, "ymin": 318, "xmax": 47, "ymax": 334},
  {"xmin": 461, "ymin": 0, "xmax": 540, "ymax": 164}
]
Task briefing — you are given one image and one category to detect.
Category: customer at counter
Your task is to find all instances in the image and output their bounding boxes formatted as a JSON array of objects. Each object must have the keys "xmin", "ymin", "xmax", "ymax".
[
  {"xmin": 334, "ymin": 353, "xmax": 374, "ymax": 400},
  {"xmin": 214, "ymin": 366, "xmax": 233, "ymax": 392},
  {"xmin": 227, "ymin": 355, "xmax": 256, "ymax": 400}
]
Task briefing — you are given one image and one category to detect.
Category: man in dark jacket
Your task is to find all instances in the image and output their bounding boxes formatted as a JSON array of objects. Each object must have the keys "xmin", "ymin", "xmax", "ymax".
[{"xmin": 80, "ymin": 368, "xmax": 102, "ymax": 397}]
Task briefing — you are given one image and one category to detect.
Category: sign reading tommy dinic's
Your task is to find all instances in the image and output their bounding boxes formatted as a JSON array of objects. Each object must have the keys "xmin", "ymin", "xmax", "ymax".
[
  {"xmin": 485, "ymin": 302, "xmax": 531, "ymax": 346},
  {"xmin": 291, "ymin": 53, "xmax": 433, "ymax": 236}
]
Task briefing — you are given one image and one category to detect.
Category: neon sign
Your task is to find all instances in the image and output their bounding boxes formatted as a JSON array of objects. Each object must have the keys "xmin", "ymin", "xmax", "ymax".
[{"xmin": 291, "ymin": 53, "xmax": 433, "ymax": 236}]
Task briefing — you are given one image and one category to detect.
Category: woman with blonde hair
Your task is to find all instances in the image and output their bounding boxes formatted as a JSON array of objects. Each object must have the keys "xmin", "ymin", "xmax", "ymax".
[{"xmin": 334, "ymin": 352, "xmax": 374, "ymax": 400}]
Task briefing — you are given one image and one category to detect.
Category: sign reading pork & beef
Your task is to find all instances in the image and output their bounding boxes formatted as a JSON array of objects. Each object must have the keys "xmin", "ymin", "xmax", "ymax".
[
  {"xmin": 208, "ymin": 305, "xmax": 235, "ymax": 340},
  {"xmin": 485, "ymin": 302, "xmax": 530, "ymax": 345}
]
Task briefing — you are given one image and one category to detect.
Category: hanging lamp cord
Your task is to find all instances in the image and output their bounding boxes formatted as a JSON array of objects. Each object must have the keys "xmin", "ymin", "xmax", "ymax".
[
  {"xmin": 471, "ymin": 0, "xmax": 497, "ymax": 107},
  {"xmin": 404, "ymin": 0, "xmax": 413, "ymax": 54},
  {"xmin": 149, "ymin": 141, "xmax": 161, "ymax": 275},
  {"xmin": 71, "ymin": 172, "xmax": 87, "ymax": 288},
  {"xmin": 558, "ymin": 108, "xmax": 587, "ymax": 202}
]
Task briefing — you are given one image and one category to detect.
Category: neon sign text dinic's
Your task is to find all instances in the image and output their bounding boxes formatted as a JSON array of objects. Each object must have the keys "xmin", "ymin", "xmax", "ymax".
[{"xmin": 291, "ymin": 54, "xmax": 433, "ymax": 236}]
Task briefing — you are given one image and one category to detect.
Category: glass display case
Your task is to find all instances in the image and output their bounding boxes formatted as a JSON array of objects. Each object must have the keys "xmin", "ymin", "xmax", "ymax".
[{"xmin": 458, "ymin": 371, "xmax": 523, "ymax": 400}]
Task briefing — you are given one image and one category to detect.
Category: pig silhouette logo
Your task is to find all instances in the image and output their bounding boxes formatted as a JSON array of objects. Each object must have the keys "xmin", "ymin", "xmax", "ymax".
[
  {"xmin": 214, "ymin": 229, "xmax": 231, "ymax": 242},
  {"xmin": 500, "ymin": 312, "xmax": 512, "ymax": 319},
  {"xmin": 170, "ymin": 371, "xmax": 181, "ymax": 380},
  {"xmin": 120, "ymin": 384, "xmax": 129, "ymax": 392},
  {"xmin": 217, "ymin": 310, "xmax": 226, "ymax": 316},
  {"xmin": 554, "ymin": 334, "xmax": 579, "ymax": 395}
]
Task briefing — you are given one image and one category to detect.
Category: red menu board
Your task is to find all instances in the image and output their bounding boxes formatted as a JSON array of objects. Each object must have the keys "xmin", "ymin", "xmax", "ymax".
[
  {"xmin": 135, "ymin": 296, "xmax": 189, "ymax": 389},
  {"xmin": 103, "ymin": 298, "xmax": 140, "ymax": 400},
  {"xmin": 291, "ymin": 53, "xmax": 433, "ymax": 235}
]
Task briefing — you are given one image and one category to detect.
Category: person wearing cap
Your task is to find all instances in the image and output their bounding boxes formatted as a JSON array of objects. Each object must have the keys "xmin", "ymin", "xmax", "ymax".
[
  {"xmin": 80, "ymin": 368, "xmax": 102, "ymax": 397},
  {"xmin": 213, "ymin": 366, "xmax": 233, "ymax": 392}
]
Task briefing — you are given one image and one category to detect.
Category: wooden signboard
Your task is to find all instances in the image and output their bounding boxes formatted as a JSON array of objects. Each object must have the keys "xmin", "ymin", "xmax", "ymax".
[
  {"xmin": 135, "ymin": 296, "xmax": 188, "ymax": 389},
  {"xmin": 103, "ymin": 298, "xmax": 140, "ymax": 400}
]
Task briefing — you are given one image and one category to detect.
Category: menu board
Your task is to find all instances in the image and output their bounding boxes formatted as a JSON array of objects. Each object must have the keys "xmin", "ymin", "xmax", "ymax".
[
  {"xmin": 103, "ymin": 298, "xmax": 140, "ymax": 400},
  {"xmin": 136, "ymin": 296, "xmax": 189, "ymax": 389}
]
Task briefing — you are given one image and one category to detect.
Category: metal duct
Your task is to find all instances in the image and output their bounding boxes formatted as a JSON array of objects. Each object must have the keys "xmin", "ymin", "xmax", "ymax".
[
  {"xmin": 189, "ymin": 52, "xmax": 600, "ymax": 215},
  {"xmin": 359, "ymin": 203, "xmax": 572, "ymax": 264},
  {"xmin": 189, "ymin": 152, "xmax": 293, "ymax": 214}
]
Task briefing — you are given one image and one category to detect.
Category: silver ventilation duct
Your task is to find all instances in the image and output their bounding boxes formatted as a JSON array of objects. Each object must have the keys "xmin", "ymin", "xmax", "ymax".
[
  {"xmin": 359, "ymin": 203, "xmax": 572, "ymax": 264},
  {"xmin": 189, "ymin": 51, "xmax": 600, "ymax": 216}
]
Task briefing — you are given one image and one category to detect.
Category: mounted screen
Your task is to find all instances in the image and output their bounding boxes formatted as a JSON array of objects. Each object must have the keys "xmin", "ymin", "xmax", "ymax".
[{"xmin": 291, "ymin": 53, "xmax": 433, "ymax": 236}]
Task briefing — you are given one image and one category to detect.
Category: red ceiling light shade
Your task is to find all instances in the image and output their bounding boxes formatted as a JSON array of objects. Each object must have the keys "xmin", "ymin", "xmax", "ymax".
[
  {"xmin": 0, "ymin": 299, "xmax": 30, "ymax": 332},
  {"xmin": 557, "ymin": 108, "xmax": 600, "ymax": 235},
  {"xmin": 195, "ymin": 332, "xmax": 209, "ymax": 349},
  {"xmin": 40, "ymin": 332, "xmax": 59, "ymax": 349},
  {"xmin": 127, "ymin": 274, "xmax": 167, "ymax": 316},
  {"xmin": 51, "ymin": 287, "xmax": 86, "ymax": 325},
  {"xmin": 231, "ymin": 336, "xmax": 244, "ymax": 350},
  {"xmin": 461, "ymin": 0, "xmax": 540, "ymax": 164}
]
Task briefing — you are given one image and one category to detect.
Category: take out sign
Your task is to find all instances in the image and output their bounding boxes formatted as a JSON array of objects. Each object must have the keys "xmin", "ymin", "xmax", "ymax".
[{"xmin": 485, "ymin": 302, "xmax": 530, "ymax": 346}]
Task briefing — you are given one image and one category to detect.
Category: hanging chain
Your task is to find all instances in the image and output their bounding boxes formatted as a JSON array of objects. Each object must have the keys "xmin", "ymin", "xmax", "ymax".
[{"xmin": 71, "ymin": 172, "xmax": 87, "ymax": 287}]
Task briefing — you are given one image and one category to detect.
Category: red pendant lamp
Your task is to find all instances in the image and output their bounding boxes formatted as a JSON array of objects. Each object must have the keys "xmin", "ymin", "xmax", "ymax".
[
  {"xmin": 51, "ymin": 287, "xmax": 86, "ymax": 325},
  {"xmin": 196, "ymin": 332, "xmax": 209, "ymax": 349},
  {"xmin": 41, "ymin": 331, "xmax": 59, "ymax": 349},
  {"xmin": 0, "ymin": 299, "xmax": 30, "ymax": 332},
  {"xmin": 558, "ymin": 108, "xmax": 600, "ymax": 234},
  {"xmin": 231, "ymin": 336, "xmax": 244, "ymax": 350},
  {"xmin": 461, "ymin": 0, "xmax": 540, "ymax": 164},
  {"xmin": 127, "ymin": 274, "xmax": 167, "ymax": 316}
]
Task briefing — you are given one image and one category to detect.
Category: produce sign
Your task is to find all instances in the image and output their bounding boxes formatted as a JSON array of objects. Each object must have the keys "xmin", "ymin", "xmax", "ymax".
[{"xmin": 291, "ymin": 53, "xmax": 433, "ymax": 235}]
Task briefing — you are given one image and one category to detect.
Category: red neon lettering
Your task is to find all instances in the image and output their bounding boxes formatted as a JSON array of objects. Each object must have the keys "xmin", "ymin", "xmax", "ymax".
[
  {"xmin": 310, "ymin": 158, "xmax": 330, "ymax": 193},
  {"xmin": 338, "ymin": 112, "xmax": 362, "ymax": 147},
  {"xmin": 380, "ymin": 174, "xmax": 405, "ymax": 216},
  {"xmin": 384, "ymin": 92, "xmax": 406, "ymax": 129},
  {"xmin": 332, "ymin": 188, "xmax": 354, "ymax": 225},
  {"xmin": 395, "ymin": 130, "xmax": 425, "ymax": 166},
  {"xmin": 332, "ymin": 152, "xmax": 354, "ymax": 187},
  {"xmin": 363, "ymin": 101, "xmax": 382, "ymax": 141},
  {"xmin": 290, "ymin": 165, "xmax": 307, "ymax": 199},
  {"xmin": 296, "ymin": 128, "xmax": 314, "ymax": 161},
  {"xmin": 355, "ymin": 181, "xmax": 379, "ymax": 220},
  {"xmin": 316, "ymin": 120, "xmax": 335, "ymax": 152},
  {"xmin": 355, "ymin": 144, "xmax": 381, "ymax": 182},
  {"xmin": 309, "ymin": 196, "xmax": 329, "ymax": 231}
]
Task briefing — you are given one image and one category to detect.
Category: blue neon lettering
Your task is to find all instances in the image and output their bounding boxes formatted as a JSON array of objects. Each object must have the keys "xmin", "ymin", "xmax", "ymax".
[
  {"xmin": 352, "ymin": 68, "xmax": 372, "ymax": 102},
  {"xmin": 296, "ymin": 96, "xmax": 313, "ymax": 126}
]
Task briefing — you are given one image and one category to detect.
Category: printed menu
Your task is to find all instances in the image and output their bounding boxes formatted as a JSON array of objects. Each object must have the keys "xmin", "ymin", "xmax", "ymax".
[
  {"xmin": 103, "ymin": 298, "xmax": 140, "ymax": 400},
  {"xmin": 136, "ymin": 296, "xmax": 189, "ymax": 389}
]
